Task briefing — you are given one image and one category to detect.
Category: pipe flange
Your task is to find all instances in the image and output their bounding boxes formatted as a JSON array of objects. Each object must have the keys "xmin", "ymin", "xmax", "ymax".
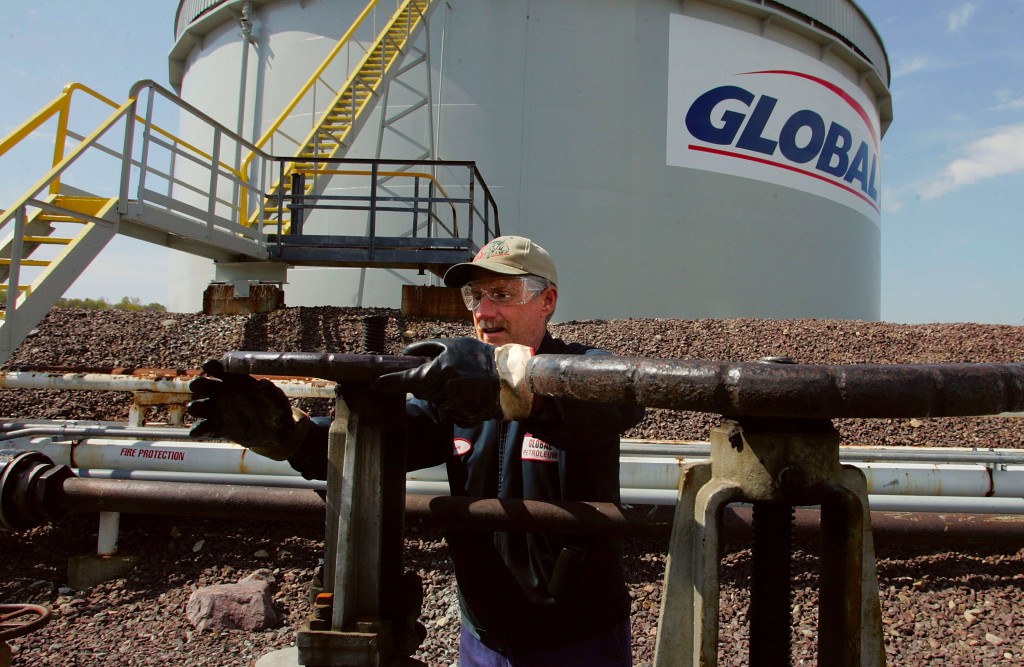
[{"xmin": 0, "ymin": 450, "xmax": 55, "ymax": 531}]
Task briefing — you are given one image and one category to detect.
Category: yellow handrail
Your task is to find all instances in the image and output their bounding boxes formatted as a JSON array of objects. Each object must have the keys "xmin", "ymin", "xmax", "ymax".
[
  {"xmin": 1, "ymin": 100, "xmax": 134, "ymax": 226},
  {"xmin": 1, "ymin": 81, "xmax": 247, "ymax": 210},
  {"xmin": 252, "ymin": 0, "xmax": 380, "ymax": 154},
  {"xmin": 287, "ymin": 0, "xmax": 426, "ymax": 161},
  {"xmin": 237, "ymin": 0, "xmax": 382, "ymax": 218},
  {"xmin": 239, "ymin": 0, "xmax": 428, "ymax": 220}
]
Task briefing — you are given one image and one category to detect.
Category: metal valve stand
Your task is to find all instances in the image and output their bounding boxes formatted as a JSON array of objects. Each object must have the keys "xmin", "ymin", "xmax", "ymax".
[
  {"xmin": 523, "ymin": 353, "xmax": 1024, "ymax": 667},
  {"xmin": 223, "ymin": 352, "xmax": 426, "ymax": 667},
  {"xmin": 654, "ymin": 416, "xmax": 884, "ymax": 665}
]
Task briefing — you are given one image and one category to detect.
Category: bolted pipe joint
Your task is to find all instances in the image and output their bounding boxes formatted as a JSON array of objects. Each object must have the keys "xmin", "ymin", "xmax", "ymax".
[{"xmin": 0, "ymin": 450, "xmax": 72, "ymax": 531}]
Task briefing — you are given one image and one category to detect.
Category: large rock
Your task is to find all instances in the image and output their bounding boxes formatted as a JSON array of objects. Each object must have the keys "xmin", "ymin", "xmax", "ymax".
[{"xmin": 186, "ymin": 569, "xmax": 279, "ymax": 631}]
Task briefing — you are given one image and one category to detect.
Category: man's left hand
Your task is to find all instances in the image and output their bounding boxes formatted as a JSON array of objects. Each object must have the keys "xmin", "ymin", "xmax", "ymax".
[{"xmin": 373, "ymin": 337, "xmax": 502, "ymax": 426}]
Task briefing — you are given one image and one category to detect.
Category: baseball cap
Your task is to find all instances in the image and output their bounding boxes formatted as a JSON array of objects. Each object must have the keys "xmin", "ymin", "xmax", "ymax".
[{"xmin": 443, "ymin": 236, "xmax": 558, "ymax": 288}]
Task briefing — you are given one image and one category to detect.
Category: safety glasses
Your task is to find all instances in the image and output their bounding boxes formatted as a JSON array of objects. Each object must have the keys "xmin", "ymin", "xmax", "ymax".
[{"xmin": 460, "ymin": 276, "xmax": 549, "ymax": 311}]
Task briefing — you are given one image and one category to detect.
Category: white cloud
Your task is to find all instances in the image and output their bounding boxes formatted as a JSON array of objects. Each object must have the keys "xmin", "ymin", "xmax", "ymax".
[
  {"xmin": 946, "ymin": 3, "xmax": 976, "ymax": 33},
  {"xmin": 919, "ymin": 124, "xmax": 1024, "ymax": 199},
  {"xmin": 994, "ymin": 98, "xmax": 1024, "ymax": 111},
  {"xmin": 893, "ymin": 56, "xmax": 929, "ymax": 78}
]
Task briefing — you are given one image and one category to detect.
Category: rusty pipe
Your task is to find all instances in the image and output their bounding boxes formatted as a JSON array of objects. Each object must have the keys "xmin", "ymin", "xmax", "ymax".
[
  {"xmin": 4, "ymin": 452, "xmax": 1024, "ymax": 546},
  {"xmin": 56, "ymin": 477, "xmax": 327, "ymax": 523},
  {"xmin": 44, "ymin": 480, "xmax": 1024, "ymax": 547},
  {"xmin": 221, "ymin": 351, "xmax": 422, "ymax": 383},
  {"xmin": 221, "ymin": 351, "xmax": 1024, "ymax": 419},
  {"xmin": 525, "ymin": 355, "xmax": 1024, "ymax": 419}
]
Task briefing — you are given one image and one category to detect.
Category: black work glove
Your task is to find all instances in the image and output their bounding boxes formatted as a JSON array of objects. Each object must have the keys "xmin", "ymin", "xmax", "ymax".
[
  {"xmin": 373, "ymin": 337, "xmax": 501, "ymax": 426},
  {"xmin": 186, "ymin": 359, "xmax": 309, "ymax": 461}
]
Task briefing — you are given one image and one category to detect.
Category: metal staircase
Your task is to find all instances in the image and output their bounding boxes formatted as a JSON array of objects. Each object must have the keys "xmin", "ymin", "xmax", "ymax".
[
  {"xmin": 0, "ymin": 194, "xmax": 119, "ymax": 357},
  {"xmin": 245, "ymin": 0, "xmax": 434, "ymax": 231},
  {"xmin": 0, "ymin": 0, "xmax": 499, "ymax": 367}
]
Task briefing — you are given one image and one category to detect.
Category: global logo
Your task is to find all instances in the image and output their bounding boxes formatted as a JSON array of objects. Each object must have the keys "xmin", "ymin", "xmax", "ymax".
[{"xmin": 684, "ymin": 70, "xmax": 880, "ymax": 210}]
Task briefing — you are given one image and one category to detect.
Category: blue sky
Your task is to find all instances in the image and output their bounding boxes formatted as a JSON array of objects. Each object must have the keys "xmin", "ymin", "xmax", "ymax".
[
  {"xmin": 1, "ymin": 1, "xmax": 1022, "ymax": 323},
  {"xmin": 858, "ymin": 0, "xmax": 1024, "ymax": 325}
]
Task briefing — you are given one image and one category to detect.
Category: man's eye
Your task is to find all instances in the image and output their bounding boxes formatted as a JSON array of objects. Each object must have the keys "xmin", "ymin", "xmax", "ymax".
[{"xmin": 491, "ymin": 291, "xmax": 513, "ymax": 302}]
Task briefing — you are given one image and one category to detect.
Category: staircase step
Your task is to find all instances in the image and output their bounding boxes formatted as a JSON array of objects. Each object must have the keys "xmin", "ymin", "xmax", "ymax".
[
  {"xmin": 0, "ymin": 258, "xmax": 50, "ymax": 267},
  {"xmin": 23, "ymin": 236, "xmax": 73, "ymax": 245},
  {"xmin": 54, "ymin": 195, "xmax": 116, "ymax": 216},
  {"xmin": 37, "ymin": 214, "xmax": 88, "ymax": 224}
]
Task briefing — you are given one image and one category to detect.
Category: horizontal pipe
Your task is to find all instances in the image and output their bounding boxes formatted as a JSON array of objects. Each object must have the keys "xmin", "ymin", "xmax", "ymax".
[
  {"xmin": 221, "ymin": 351, "xmax": 422, "ymax": 383},
  {"xmin": 56, "ymin": 477, "xmax": 326, "ymax": 523},
  {"xmin": 0, "ymin": 371, "xmax": 336, "ymax": 398},
  {"xmin": 50, "ymin": 474, "xmax": 1024, "ymax": 515},
  {"xmin": 8, "ymin": 424, "xmax": 1024, "ymax": 465},
  {"xmin": 526, "ymin": 355, "xmax": 1024, "ymax": 419},
  {"xmin": 5, "ymin": 435, "xmax": 1024, "ymax": 510},
  {"xmin": 219, "ymin": 352, "xmax": 1024, "ymax": 419},
  {"xmin": 16, "ymin": 438, "xmax": 296, "ymax": 477},
  {"xmin": 42, "ymin": 477, "xmax": 1024, "ymax": 547},
  {"xmin": 618, "ymin": 441, "xmax": 1024, "ymax": 466},
  {"xmin": 73, "ymin": 468, "xmax": 327, "ymax": 490}
]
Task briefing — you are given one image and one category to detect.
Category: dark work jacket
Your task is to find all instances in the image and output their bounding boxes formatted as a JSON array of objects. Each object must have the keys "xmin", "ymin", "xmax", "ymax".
[{"xmin": 288, "ymin": 332, "xmax": 646, "ymax": 655}]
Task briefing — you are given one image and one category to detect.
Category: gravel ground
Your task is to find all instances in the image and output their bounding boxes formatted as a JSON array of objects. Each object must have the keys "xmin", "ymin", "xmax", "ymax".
[{"xmin": 2, "ymin": 307, "xmax": 1024, "ymax": 666}]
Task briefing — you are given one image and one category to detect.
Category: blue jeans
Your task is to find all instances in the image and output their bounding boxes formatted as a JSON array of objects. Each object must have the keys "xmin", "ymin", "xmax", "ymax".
[{"xmin": 458, "ymin": 618, "xmax": 632, "ymax": 667}]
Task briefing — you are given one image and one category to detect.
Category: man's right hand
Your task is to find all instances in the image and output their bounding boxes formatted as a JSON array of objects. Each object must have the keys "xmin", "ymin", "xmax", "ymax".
[{"xmin": 186, "ymin": 359, "xmax": 309, "ymax": 461}]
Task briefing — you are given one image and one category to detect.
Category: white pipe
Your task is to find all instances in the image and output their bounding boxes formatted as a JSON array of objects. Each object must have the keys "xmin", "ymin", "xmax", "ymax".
[
  {"xmin": 865, "ymin": 496, "xmax": 1024, "ymax": 513},
  {"xmin": 7, "ymin": 436, "xmax": 1024, "ymax": 503},
  {"xmin": 20, "ymin": 438, "xmax": 297, "ymax": 477},
  {"xmin": 97, "ymin": 511, "xmax": 120, "ymax": 555},
  {"xmin": 74, "ymin": 468, "xmax": 326, "ymax": 490},
  {"xmin": 0, "ymin": 371, "xmax": 336, "ymax": 397}
]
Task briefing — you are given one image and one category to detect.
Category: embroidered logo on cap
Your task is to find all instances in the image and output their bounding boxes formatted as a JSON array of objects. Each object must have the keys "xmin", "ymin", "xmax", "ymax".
[
  {"xmin": 474, "ymin": 238, "xmax": 510, "ymax": 261},
  {"xmin": 521, "ymin": 434, "xmax": 558, "ymax": 462}
]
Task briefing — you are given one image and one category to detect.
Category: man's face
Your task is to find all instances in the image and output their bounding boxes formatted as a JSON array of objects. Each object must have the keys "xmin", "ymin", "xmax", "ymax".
[{"xmin": 462, "ymin": 275, "xmax": 557, "ymax": 349}]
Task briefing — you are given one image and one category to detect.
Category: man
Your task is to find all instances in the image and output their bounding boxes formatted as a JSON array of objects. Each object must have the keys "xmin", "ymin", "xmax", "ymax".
[{"xmin": 188, "ymin": 235, "xmax": 645, "ymax": 666}]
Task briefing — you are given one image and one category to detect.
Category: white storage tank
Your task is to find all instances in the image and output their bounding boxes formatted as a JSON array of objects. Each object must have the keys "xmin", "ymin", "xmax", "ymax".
[{"xmin": 167, "ymin": 0, "xmax": 891, "ymax": 321}]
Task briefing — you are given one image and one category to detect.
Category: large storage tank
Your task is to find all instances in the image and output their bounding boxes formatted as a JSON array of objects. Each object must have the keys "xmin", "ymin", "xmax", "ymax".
[{"xmin": 168, "ymin": 0, "xmax": 891, "ymax": 321}]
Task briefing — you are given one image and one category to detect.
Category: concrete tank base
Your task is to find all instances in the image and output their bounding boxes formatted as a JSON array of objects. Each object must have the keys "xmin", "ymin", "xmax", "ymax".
[{"xmin": 202, "ymin": 283, "xmax": 285, "ymax": 315}]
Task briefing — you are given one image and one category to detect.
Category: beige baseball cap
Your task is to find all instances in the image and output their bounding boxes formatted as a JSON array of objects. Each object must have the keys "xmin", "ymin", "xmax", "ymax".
[{"xmin": 443, "ymin": 236, "xmax": 558, "ymax": 288}]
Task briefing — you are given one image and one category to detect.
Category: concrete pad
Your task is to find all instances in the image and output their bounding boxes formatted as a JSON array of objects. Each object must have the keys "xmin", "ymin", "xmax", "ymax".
[{"xmin": 67, "ymin": 554, "xmax": 139, "ymax": 590}]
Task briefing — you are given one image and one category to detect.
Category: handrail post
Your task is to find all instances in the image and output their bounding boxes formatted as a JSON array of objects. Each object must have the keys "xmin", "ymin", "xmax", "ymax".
[
  {"xmin": 290, "ymin": 171, "xmax": 306, "ymax": 237},
  {"xmin": 49, "ymin": 95, "xmax": 73, "ymax": 196},
  {"xmin": 205, "ymin": 131, "xmax": 223, "ymax": 233},
  {"xmin": 277, "ymin": 159, "xmax": 286, "ymax": 249},
  {"xmin": 427, "ymin": 178, "xmax": 435, "ymax": 238},
  {"xmin": 118, "ymin": 90, "xmax": 140, "ymax": 215},
  {"xmin": 467, "ymin": 166, "xmax": 476, "ymax": 243},
  {"xmin": 368, "ymin": 162, "xmax": 379, "ymax": 259},
  {"xmin": 255, "ymin": 154, "xmax": 267, "ymax": 246},
  {"xmin": 411, "ymin": 175, "xmax": 421, "ymax": 238},
  {"xmin": 136, "ymin": 86, "xmax": 158, "ymax": 211}
]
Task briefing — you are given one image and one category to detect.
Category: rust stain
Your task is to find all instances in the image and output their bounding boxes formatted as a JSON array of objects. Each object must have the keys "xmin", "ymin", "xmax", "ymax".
[
  {"xmin": 239, "ymin": 447, "xmax": 250, "ymax": 475},
  {"xmin": 6, "ymin": 364, "xmax": 334, "ymax": 386}
]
